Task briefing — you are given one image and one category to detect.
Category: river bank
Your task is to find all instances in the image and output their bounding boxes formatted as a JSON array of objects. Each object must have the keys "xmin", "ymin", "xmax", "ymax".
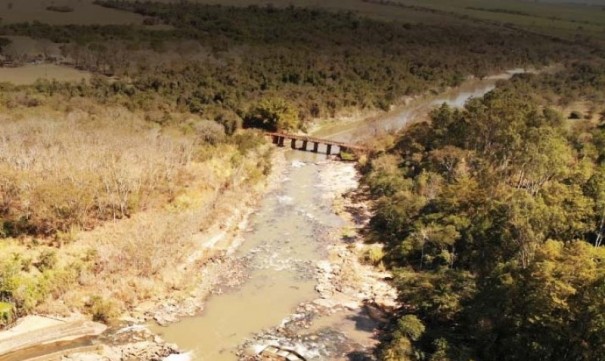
[
  {"xmin": 147, "ymin": 69, "xmax": 536, "ymax": 361},
  {"xmin": 0, "ymin": 66, "xmax": 534, "ymax": 361},
  {"xmin": 236, "ymin": 162, "xmax": 398, "ymax": 361},
  {"xmin": 0, "ymin": 148, "xmax": 287, "ymax": 361}
]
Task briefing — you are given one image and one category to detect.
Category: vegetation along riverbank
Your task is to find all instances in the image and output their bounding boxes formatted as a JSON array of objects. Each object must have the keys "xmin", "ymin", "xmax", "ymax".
[{"xmin": 0, "ymin": 0, "xmax": 604, "ymax": 360}]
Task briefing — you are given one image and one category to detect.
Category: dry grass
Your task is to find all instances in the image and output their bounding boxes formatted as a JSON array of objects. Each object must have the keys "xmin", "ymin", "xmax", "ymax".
[
  {"xmin": 0, "ymin": 101, "xmax": 271, "ymax": 317},
  {"xmin": 0, "ymin": 107, "xmax": 194, "ymax": 236}
]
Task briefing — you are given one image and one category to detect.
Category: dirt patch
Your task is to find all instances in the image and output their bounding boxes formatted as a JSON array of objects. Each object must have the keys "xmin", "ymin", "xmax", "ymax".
[{"xmin": 0, "ymin": 64, "xmax": 91, "ymax": 84}]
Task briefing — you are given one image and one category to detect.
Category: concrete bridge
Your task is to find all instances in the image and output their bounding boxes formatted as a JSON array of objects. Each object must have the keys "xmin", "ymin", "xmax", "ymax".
[{"xmin": 265, "ymin": 132, "xmax": 366, "ymax": 157}]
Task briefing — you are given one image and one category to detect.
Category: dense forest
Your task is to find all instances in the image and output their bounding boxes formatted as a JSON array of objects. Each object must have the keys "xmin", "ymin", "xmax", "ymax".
[
  {"xmin": 0, "ymin": 2, "xmax": 587, "ymax": 130},
  {"xmin": 362, "ymin": 62, "xmax": 605, "ymax": 361}
]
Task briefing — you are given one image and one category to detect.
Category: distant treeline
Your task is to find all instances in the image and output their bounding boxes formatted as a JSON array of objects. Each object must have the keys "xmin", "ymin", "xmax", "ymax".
[
  {"xmin": 0, "ymin": 2, "xmax": 586, "ymax": 130},
  {"xmin": 465, "ymin": 6, "xmax": 531, "ymax": 16},
  {"xmin": 504, "ymin": 61, "xmax": 605, "ymax": 106}
]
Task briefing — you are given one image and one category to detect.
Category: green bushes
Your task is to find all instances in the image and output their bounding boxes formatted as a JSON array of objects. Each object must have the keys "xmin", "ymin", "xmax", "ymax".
[
  {"xmin": 0, "ymin": 302, "xmax": 15, "ymax": 328},
  {"xmin": 86, "ymin": 296, "xmax": 119, "ymax": 324},
  {"xmin": 0, "ymin": 245, "xmax": 80, "ymax": 316},
  {"xmin": 361, "ymin": 245, "xmax": 385, "ymax": 267},
  {"xmin": 244, "ymin": 98, "xmax": 300, "ymax": 131}
]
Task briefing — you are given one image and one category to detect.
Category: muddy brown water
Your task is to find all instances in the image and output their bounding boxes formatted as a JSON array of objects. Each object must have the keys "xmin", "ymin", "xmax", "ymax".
[
  {"xmin": 149, "ymin": 69, "xmax": 527, "ymax": 361},
  {"xmin": 1, "ymin": 68, "xmax": 526, "ymax": 361},
  {"xmin": 151, "ymin": 150, "xmax": 346, "ymax": 361}
]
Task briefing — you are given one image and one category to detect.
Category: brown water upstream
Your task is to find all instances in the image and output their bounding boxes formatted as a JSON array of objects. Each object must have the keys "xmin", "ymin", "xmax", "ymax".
[{"xmin": 315, "ymin": 68, "xmax": 527, "ymax": 143}]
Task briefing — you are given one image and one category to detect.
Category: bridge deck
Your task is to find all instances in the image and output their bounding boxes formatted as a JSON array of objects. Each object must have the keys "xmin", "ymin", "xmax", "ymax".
[{"xmin": 265, "ymin": 132, "xmax": 366, "ymax": 151}]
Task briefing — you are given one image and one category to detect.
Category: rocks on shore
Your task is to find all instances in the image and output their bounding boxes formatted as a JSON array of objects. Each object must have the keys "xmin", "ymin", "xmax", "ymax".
[
  {"xmin": 64, "ymin": 341, "xmax": 180, "ymax": 361},
  {"xmin": 64, "ymin": 327, "xmax": 182, "ymax": 361}
]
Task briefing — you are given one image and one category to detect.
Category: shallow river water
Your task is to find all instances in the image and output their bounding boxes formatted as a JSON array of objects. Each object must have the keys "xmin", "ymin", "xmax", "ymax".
[{"xmin": 151, "ymin": 151, "xmax": 345, "ymax": 361}]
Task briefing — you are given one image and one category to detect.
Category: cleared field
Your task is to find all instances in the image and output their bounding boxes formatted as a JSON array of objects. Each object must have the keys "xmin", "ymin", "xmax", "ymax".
[
  {"xmin": 0, "ymin": 0, "xmax": 456, "ymax": 25},
  {"xmin": 1, "ymin": 0, "xmax": 602, "ymax": 38},
  {"xmin": 186, "ymin": 0, "xmax": 605, "ymax": 39},
  {"xmin": 377, "ymin": 0, "xmax": 605, "ymax": 39},
  {"xmin": 0, "ymin": 0, "xmax": 144, "ymax": 25},
  {"xmin": 0, "ymin": 64, "xmax": 90, "ymax": 85},
  {"xmin": 150, "ymin": 0, "xmax": 468, "ymax": 24}
]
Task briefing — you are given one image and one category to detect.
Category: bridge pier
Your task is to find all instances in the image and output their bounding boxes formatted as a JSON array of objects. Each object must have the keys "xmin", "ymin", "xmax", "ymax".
[{"xmin": 265, "ymin": 132, "xmax": 364, "ymax": 159}]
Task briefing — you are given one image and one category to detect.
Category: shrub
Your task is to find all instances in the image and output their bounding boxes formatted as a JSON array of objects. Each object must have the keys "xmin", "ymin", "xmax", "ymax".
[
  {"xmin": 193, "ymin": 120, "xmax": 225, "ymax": 145},
  {"xmin": 233, "ymin": 131, "xmax": 265, "ymax": 155},
  {"xmin": 244, "ymin": 98, "xmax": 300, "ymax": 132},
  {"xmin": 569, "ymin": 110, "xmax": 583, "ymax": 119},
  {"xmin": 36, "ymin": 250, "xmax": 58, "ymax": 272},
  {"xmin": 0, "ymin": 302, "xmax": 15, "ymax": 328},
  {"xmin": 361, "ymin": 245, "xmax": 385, "ymax": 266},
  {"xmin": 214, "ymin": 110, "xmax": 242, "ymax": 136},
  {"xmin": 87, "ymin": 296, "xmax": 119, "ymax": 324}
]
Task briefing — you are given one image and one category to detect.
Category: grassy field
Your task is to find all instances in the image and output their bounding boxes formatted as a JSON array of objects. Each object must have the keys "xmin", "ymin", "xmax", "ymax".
[
  {"xmin": 189, "ymin": 0, "xmax": 464, "ymax": 23},
  {"xmin": 386, "ymin": 0, "xmax": 605, "ymax": 39},
  {"xmin": 186, "ymin": 0, "xmax": 605, "ymax": 41},
  {"xmin": 0, "ymin": 0, "xmax": 144, "ymax": 25},
  {"xmin": 1, "ymin": 0, "xmax": 603, "ymax": 41},
  {"xmin": 0, "ymin": 0, "xmax": 466, "ymax": 25}
]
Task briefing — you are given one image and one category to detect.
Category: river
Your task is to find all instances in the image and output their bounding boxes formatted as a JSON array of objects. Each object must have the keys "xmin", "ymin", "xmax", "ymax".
[{"xmin": 149, "ymin": 69, "xmax": 526, "ymax": 361}]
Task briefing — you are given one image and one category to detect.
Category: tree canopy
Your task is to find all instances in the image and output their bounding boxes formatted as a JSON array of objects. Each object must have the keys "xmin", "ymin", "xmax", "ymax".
[{"xmin": 364, "ymin": 70, "xmax": 605, "ymax": 361}]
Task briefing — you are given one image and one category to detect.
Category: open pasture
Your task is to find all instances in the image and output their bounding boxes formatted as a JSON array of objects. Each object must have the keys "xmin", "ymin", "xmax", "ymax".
[{"xmin": 0, "ymin": 0, "xmax": 144, "ymax": 25}]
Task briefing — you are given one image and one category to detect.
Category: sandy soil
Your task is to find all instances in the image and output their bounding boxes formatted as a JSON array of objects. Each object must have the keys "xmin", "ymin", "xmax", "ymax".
[
  {"xmin": 0, "ymin": 315, "xmax": 106, "ymax": 356},
  {"xmin": 0, "ymin": 316, "xmax": 64, "ymax": 342}
]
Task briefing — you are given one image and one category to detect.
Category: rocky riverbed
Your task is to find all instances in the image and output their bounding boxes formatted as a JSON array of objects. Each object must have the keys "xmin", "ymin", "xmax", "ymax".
[{"xmin": 236, "ymin": 162, "xmax": 398, "ymax": 361}]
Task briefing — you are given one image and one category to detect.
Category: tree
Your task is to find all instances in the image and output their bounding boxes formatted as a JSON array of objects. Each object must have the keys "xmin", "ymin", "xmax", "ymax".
[{"xmin": 244, "ymin": 98, "xmax": 300, "ymax": 131}]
